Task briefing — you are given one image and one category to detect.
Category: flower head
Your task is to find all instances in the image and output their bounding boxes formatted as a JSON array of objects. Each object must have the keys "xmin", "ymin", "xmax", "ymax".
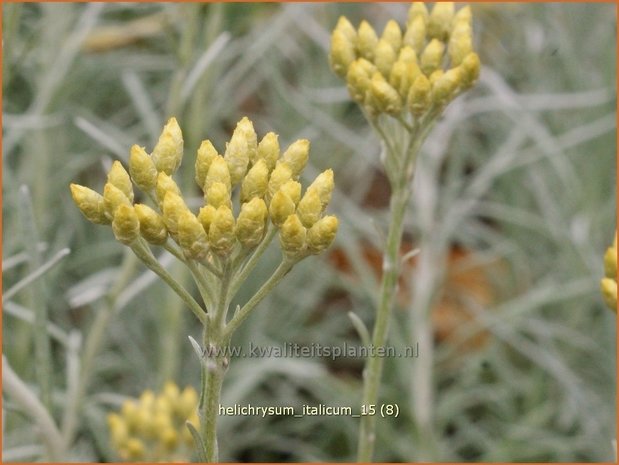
[
  {"xmin": 107, "ymin": 382, "xmax": 198, "ymax": 462},
  {"xmin": 71, "ymin": 117, "xmax": 338, "ymax": 263},
  {"xmin": 329, "ymin": 2, "xmax": 479, "ymax": 119}
]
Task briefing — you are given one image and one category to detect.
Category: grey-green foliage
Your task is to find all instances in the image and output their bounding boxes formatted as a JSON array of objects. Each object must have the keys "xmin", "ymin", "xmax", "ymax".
[{"xmin": 2, "ymin": 3, "xmax": 615, "ymax": 462}]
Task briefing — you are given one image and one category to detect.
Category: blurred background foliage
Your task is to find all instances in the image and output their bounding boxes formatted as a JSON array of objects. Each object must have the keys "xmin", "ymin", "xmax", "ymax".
[{"xmin": 2, "ymin": 2, "xmax": 616, "ymax": 462}]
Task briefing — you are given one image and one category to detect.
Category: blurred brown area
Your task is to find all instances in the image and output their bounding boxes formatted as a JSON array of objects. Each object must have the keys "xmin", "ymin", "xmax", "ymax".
[{"xmin": 329, "ymin": 242, "xmax": 501, "ymax": 354}]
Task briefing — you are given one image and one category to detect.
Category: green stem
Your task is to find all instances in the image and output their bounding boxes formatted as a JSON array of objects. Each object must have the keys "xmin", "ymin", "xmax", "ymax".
[
  {"xmin": 223, "ymin": 259, "xmax": 294, "ymax": 342},
  {"xmin": 130, "ymin": 240, "xmax": 208, "ymax": 326},
  {"xmin": 229, "ymin": 225, "xmax": 276, "ymax": 299},
  {"xmin": 163, "ymin": 241, "xmax": 214, "ymax": 309},
  {"xmin": 200, "ymin": 338, "xmax": 226, "ymax": 463},
  {"xmin": 356, "ymin": 117, "xmax": 433, "ymax": 462},
  {"xmin": 356, "ymin": 183, "xmax": 409, "ymax": 463},
  {"xmin": 199, "ymin": 262, "xmax": 232, "ymax": 462}
]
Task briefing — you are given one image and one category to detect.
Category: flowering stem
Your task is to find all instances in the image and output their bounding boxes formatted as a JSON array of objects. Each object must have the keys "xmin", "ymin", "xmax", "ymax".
[
  {"xmin": 130, "ymin": 240, "xmax": 208, "ymax": 326},
  {"xmin": 229, "ymin": 225, "xmax": 277, "ymax": 299},
  {"xmin": 200, "ymin": 320, "xmax": 226, "ymax": 463},
  {"xmin": 357, "ymin": 177, "xmax": 409, "ymax": 463},
  {"xmin": 357, "ymin": 117, "xmax": 434, "ymax": 462},
  {"xmin": 224, "ymin": 259, "xmax": 294, "ymax": 342}
]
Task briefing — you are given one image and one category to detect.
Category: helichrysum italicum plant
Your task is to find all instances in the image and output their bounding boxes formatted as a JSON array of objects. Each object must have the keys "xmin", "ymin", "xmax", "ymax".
[
  {"xmin": 71, "ymin": 117, "xmax": 337, "ymax": 462},
  {"xmin": 601, "ymin": 233, "xmax": 617, "ymax": 312},
  {"xmin": 329, "ymin": 2, "xmax": 479, "ymax": 461},
  {"xmin": 108, "ymin": 382, "xmax": 198, "ymax": 462}
]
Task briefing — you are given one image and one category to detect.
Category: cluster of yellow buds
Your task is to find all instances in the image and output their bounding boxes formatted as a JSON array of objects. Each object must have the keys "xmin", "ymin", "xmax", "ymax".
[
  {"xmin": 70, "ymin": 117, "xmax": 337, "ymax": 262},
  {"xmin": 329, "ymin": 2, "xmax": 480, "ymax": 119},
  {"xmin": 601, "ymin": 233, "xmax": 617, "ymax": 312},
  {"xmin": 107, "ymin": 382, "xmax": 199, "ymax": 462}
]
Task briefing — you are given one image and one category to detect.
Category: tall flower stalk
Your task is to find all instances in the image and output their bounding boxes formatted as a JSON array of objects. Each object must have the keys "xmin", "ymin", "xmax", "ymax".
[
  {"xmin": 71, "ymin": 117, "xmax": 338, "ymax": 462},
  {"xmin": 329, "ymin": 2, "xmax": 479, "ymax": 461}
]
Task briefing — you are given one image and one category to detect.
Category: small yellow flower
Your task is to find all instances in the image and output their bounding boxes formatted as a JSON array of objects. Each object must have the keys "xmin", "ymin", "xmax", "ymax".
[
  {"xmin": 112, "ymin": 204, "xmax": 140, "ymax": 245},
  {"xmin": 108, "ymin": 383, "xmax": 199, "ymax": 462},
  {"xmin": 70, "ymin": 184, "xmax": 110, "ymax": 225},
  {"xmin": 195, "ymin": 139, "xmax": 219, "ymax": 192},
  {"xmin": 601, "ymin": 233, "xmax": 617, "ymax": 312},
  {"xmin": 151, "ymin": 117, "xmax": 183, "ymax": 176},
  {"xmin": 129, "ymin": 145, "xmax": 158, "ymax": 192},
  {"xmin": 330, "ymin": 2, "xmax": 479, "ymax": 119}
]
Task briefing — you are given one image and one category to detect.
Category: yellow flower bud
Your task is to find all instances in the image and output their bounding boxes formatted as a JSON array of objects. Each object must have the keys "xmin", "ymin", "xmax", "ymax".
[
  {"xmin": 269, "ymin": 190, "xmax": 296, "ymax": 226},
  {"xmin": 431, "ymin": 67, "xmax": 461, "ymax": 106},
  {"xmin": 129, "ymin": 145, "xmax": 158, "ymax": 192},
  {"xmin": 238, "ymin": 116, "xmax": 258, "ymax": 164},
  {"xmin": 151, "ymin": 117, "xmax": 183, "ymax": 175},
  {"xmin": 390, "ymin": 60, "xmax": 413, "ymax": 99},
  {"xmin": 420, "ymin": 38, "xmax": 446, "ymax": 76},
  {"xmin": 297, "ymin": 189, "xmax": 322, "ymax": 228},
  {"xmin": 428, "ymin": 2, "xmax": 455, "ymax": 41},
  {"xmin": 236, "ymin": 197, "xmax": 268, "ymax": 248},
  {"xmin": 224, "ymin": 117, "xmax": 254, "ymax": 185},
  {"xmin": 279, "ymin": 214, "xmax": 306, "ymax": 257},
  {"xmin": 155, "ymin": 172, "xmax": 182, "ymax": 207},
  {"xmin": 307, "ymin": 215, "xmax": 338, "ymax": 254},
  {"xmin": 241, "ymin": 159, "xmax": 269, "ymax": 202},
  {"xmin": 178, "ymin": 210, "xmax": 209, "ymax": 260},
  {"xmin": 369, "ymin": 73, "xmax": 402, "ymax": 116},
  {"xmin": 357, "ymin": 20, "xmax": 378, "ymax": 61},
  {"xmin": 112, "ymin": 204, "xmax": 140, "ymax": 245},
  {"xmin": 160, "ymin": 427, "xmax": 179, "ymax": 451},
  {"xmin": 70, "ymin": 184, "xmax": 110, "ymax": 225},
  {"xmin": 279, "ymin": 180, "xmax": 302, "ymax": 206},
  {"xmin": 206, "ymin": 181, "xmax": 232, "ymax": 209},
  {"xmin": 107, "ymin": 160, "xmax": 134, "ymax": 203},
  {"xmin": 398, "ymin": 46, "xmax": 418, "ymax": 65},
  {"xmin": 346, "ymin": 59, "xmax": 375, "ymax": 103},
  {"xmin": 381, "ymin": 20, "xmax": 402, "ymax": 52},
  {"xmin": 121, "ymin": 400, "xmax": 139, "ymax": 428},
  {"xmin": 429, "ymin": 69, "xmax": 444, "ymax": 86},
  {"xmin": 448, "ymin": 21, "xmax": 473, "ymax": 66},
  {"xmin": 267, "ymin": 162, "xmax": 293, "ymax": 198},
  {"xmin": 330, "ymin": 29, "xmax": 356, "ymax": 79},
  {"xmin": 177, "ymin": 386, "xmax": 198, "ymax": 419},
  {"xmin": 601, "ymin": 278, "xmax": 617, "ymax": 312},
  {"xmin": 374, "ymin": 38, "xmax": 397, "ymax": 77},
  {"xmin": 257, "ymin": 132, "xmax": 280, "ymax": 171},
  {"xmin": 604, "ymin": 236, "xmax": 617, "ymax": 278},
  {"xmin": 403, "ymin": 15, "xmax": 427, "ymax": 54},
  {"xmin": 407, "ymin": 2, "xmax": 429, "ymax": 25},
  {"xmin": 195, "ymin": 140, "xmax": 218, "ymax": 192},
  {"xmin": 307, "ymin": 169, "xmax": 334, "ymax": 207},
  {"xmin": 103, "ymin": 183, "xmax": 132, "ymax": 220},
  {"xmin": 460, "ymin": 52, "xmax": 480, "ymax": 88},
  {"xmin": 135, "ymin": 204, "xmax": 168, "ymax": 245},
  {"xmin": 208, "ymin": 206, "xmax": 235, "ymax": 255},
  {"xmin": 198, "ymin": 205, "xmax": 217, "ymax": 235},
  {"xmin": 335, "ymin": 16, "xmax": 357, "ymax": 43},
  {"xmin": 205, "ymin": 156, "xmax": 231, "ymax": 194},
  {"xmin": 162, "ymin": 192, "xmax": 189, "ymax": 238},
  {"xmin": 282, "ymin": 139, "xmax": 310, "ymax": 177},
  {"xmin": 452, "ymin": 5, "xmax": 472, "ymax": 28},
  {"xmin": 407, "ymin": 74, "xmax": 431, "ymax": 115},
  {"xmin": 107, "ymin": 413, "xmax": 128, "ymax": 446},
  {"xmin": 123, "ymin": 437, "xmax": 145, "ymax": 460}
]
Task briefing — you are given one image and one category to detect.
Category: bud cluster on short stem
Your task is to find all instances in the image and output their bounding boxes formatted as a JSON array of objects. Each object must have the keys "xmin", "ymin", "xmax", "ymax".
[
  {"xmin": 70, "ymin": 117, "xmax": 338, "ymax": 462},
  {"xmin": 329, "ymin": 4, "xmax": 480, "ymax": 461}
]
